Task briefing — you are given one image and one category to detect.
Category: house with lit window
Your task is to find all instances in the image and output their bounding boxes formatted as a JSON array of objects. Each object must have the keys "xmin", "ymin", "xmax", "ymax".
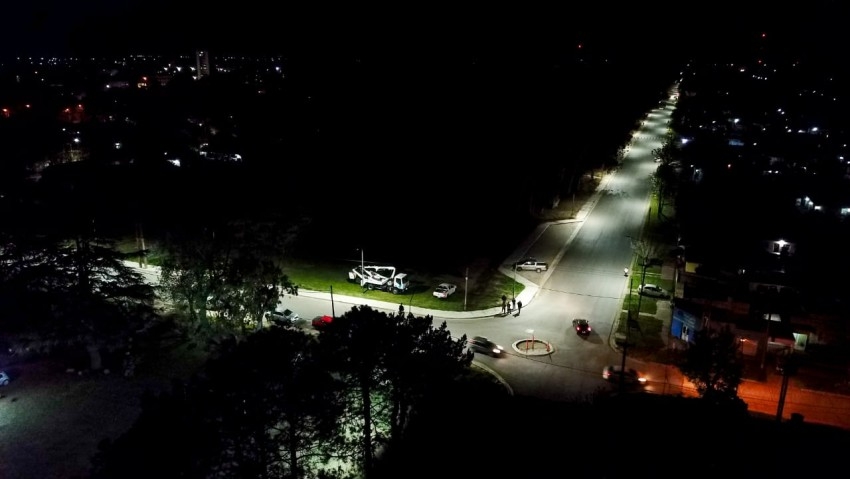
[{"xmin": 671, "ymin": 237, "xmax": 844, "ymax": 363}]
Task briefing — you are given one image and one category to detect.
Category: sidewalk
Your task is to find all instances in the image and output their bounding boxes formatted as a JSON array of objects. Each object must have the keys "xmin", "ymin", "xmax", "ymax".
[
  {"xmin": 123, "ymin": 174, "xmax": 850, "ymax": 431},
  {"xmin": 296, "ymin": 170, "xmax": 616, "ymax": 319},
  {"xmin": 127, "ymin": 170, "xmax": 616, "ymax": 322}
]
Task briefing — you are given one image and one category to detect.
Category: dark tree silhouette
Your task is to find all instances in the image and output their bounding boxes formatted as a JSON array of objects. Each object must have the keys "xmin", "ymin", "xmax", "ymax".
[
  {"xmin": 0, "ymin": 229, "xmax": 155, "ymax": 369},
  {"xmin": 678, "ymin": 325, "xmax": 745, "ymax": 407},
  {"xmin": 91, "ymin": 326, "xmax": 344, "ymax": 479}
]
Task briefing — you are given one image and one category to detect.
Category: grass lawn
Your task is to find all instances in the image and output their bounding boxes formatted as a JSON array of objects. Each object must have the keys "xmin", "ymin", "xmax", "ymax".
[
  {"xmin": 281, "ymin": 258, "xmax": 524, "ymax": 312},
  {"xmin": 114, "ymin": 236, "xmax": 166, "ymax": 266},
  {"xmin": 617, "ymin": 311, "xmax": 666, "ymax": 354},
  {"xmin": 622, "ymin": 292, "xmax": 659, "ymax": 315}
]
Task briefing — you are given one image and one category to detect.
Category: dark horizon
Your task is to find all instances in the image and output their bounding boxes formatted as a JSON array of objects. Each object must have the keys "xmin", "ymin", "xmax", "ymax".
[{"xmin": 6, "ymin": 1, "xmax": 844, "ymax": 63}]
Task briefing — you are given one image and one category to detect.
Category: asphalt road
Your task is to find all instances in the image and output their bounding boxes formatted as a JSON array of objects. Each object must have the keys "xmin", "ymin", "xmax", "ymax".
[
  {"xmin": 121, "ymin": 93, "xmax": 677, "ymax": 401},
  {"xmin": 440, "ymin": 94, "xmax": 674, "ymax": 399}
]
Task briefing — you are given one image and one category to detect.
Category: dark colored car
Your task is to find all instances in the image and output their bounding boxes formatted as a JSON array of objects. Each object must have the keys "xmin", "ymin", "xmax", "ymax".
[
  {"xmin": 572, "ymin": 318, "xmax": 591, "ymax": 336},
  {"xmin": 468, "ymin": 336, "xmax": 505, "ymax": 357},
  {"xmin": 602, "ymin": 365, "xmax": 647, "ymax": 387}
]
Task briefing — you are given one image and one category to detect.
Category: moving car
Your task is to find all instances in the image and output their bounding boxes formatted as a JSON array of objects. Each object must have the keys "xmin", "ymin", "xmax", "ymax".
[
  {"xmin": 638, "ymin": 283, "xmax": 668, "ymax": 298},
  {"xmin": 572, "ymin": 318, "xmax": 591, "ymax": 336},
  {"xmin": 602, "ymin": 365, "xmax": 647, "ymax": 386},
  {"xmin": 513, "ymin": 257, "xmax": 548, "ymax": 272},
  {"xmin": 312, "ymin": 315, "xmax": 333, "ymax": 330},
  {"xmin": 468, "ymin": 336, "xmax": 504, "ymax": 357},
  {"xmin": 432, "ymin": 283, "xmax": 457, "ymax": 299}
]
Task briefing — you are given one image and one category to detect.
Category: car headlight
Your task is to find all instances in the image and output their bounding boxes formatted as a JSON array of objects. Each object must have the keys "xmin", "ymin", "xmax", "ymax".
[{"xmin": 638, "ymin": 377, "xmax": 647, "ymax": 383}]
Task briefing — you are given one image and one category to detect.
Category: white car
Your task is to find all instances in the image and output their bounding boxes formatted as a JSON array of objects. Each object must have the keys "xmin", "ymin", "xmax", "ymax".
[
  {"xmin": 513, "ymin": 258, "xmax": 548, "ymax": 272},
  {"xmin": 638, "ymin": 283, "xmax": 668, "ymax": 298},
  {"xmin": 432, "ymin": 283, "xmax": 457, "ymax": 299}
]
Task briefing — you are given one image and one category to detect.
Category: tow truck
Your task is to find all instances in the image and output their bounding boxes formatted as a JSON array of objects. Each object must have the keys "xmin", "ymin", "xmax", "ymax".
[{"xmin": 348, "ymin": 265, "xmax": 410, "ymax": 294}]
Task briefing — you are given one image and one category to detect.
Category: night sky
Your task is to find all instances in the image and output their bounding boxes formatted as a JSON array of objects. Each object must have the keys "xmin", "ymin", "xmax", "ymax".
[
  {"xmin": 3, "ymin": 1, "xmax": 843, "ymax": 62},
  {"xmin": 2, "ymin": 1, "xmax": 847, "ymax": 270}
]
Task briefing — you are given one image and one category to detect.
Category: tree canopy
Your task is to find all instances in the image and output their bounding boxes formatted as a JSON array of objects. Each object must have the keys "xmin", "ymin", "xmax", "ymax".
[
  {"xmin": 91, "ymin": 305, "xmax": 473, "ymax": 479},
  {"xmin": 678, "ymin": 325, "xmax": 745, "ymax": 408}
]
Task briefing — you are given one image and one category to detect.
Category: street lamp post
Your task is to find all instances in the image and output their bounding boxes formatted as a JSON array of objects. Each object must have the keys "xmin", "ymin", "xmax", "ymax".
[
  {"xmin": 330, "ymin": 284, "xmax": 335, "ymax": 318},
  {"xmin": 620, "ymin": 275, "xmax": 634, "ymax": 393},
  {"xmin": 464, "ymin": 267, "xmax": 468, "ymax": 311},
  {"xmin": 512, "ymin": 263, "xmax": 518, "ymax": 302},
  {"xmin": 640, "ymin": 254, "xmax": 649, "ymax": 290}
]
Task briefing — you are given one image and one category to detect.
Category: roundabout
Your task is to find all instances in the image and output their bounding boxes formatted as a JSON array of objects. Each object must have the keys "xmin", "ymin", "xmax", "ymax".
[{"xmin": 511, "ymin": 339, "xmax": 554, "ymax": 357}]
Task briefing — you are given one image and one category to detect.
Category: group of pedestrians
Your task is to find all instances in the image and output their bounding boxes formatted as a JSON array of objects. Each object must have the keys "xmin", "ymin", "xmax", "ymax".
[{"xmin": 500, "ymin": 295, "xmax": 522, "ymax": 316}]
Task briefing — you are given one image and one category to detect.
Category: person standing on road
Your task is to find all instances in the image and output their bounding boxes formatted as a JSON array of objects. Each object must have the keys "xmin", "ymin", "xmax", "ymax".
[
  {"xmin": 398, "ymin": 303, "xmax": 405, "ymax": 317},
  {"xmin": 516, "ymin": 301, "xmax": 523, "ymax": 316},
  {"xmin": 511, "ymin": 298, "xmax": 516, "ymax": 313},
  {"xmin": 501, "ymin": 295, "xmax": 507, "ymax": 314},
  {"xmin": 506, "ymin": 301, "xmax": 512, "ymax": 315}
]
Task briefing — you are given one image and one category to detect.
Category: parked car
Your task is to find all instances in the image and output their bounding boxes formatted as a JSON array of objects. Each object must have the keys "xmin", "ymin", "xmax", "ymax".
[
  {"xmin": 468, "ymin": 336, "xmax": 504, "ymax": 357},
  {"xmin": 312, "ymin": 315, "xmax": 333, "ymax": 330},
  {"xmin": 638, "ymin": 283, "xmax": 668, "ymax": 298},
  {"xmin": 602, "ymin": 365, "xmax": 647, "ymax": 386},
  {"xmin": 572, "ymin": 318, "xmax": 591, "ymax": 336},
  {"xmin": 433, "ymin": 283, "xmax": 457, "ymax": 299},
  {"xmin": 513, "ymin": 257, "xmax": 548, "ymax": 272},
  {"xmin": 266, "ymin": 308, "xmax": 301, "ymax": 324}
]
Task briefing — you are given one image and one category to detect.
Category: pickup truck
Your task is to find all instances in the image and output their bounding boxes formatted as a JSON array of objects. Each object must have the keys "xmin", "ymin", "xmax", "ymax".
[{"xmin": 513, "ymin": 258, "xmax": 548, "ymax": 272}]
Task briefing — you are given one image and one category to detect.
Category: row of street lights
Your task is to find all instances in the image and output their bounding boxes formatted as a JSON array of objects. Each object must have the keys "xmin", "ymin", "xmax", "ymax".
[{"xmin": 620, "ymin": 235, "xmax": 651, "ymax": 391}]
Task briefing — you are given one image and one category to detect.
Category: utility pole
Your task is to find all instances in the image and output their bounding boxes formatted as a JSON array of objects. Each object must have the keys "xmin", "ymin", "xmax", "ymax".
[
  {"xmin": 776, "ymin": 355, "xmax": 797, "ymax": 422},
  {"xmin": 512, "ymin": 263, "xmax": 518, "ymax": 302},
  {"xmin": 761, "ymin": 313, "xmax": 771, "ymax": 370},
  {"xmin": 620, "ymin": 275, "xmax": 635, "ymax": 393},
  {"xmin": 330, "ymin": 285, "xmax": 335, "ymax": 318},
  {"xmin": 358, "ymin": 248, "xmax": 365, "ymax": 290},
  {"xmin": 464, "ymin": 267, "xmax": 468, "ymax": 311},
  {"xmin": 135, "ymin": 222, "xmax": 147, "ymax": 268},
  {"xmin": 640, "ymin": 253, "xmax": 649, "ymax": 289}
]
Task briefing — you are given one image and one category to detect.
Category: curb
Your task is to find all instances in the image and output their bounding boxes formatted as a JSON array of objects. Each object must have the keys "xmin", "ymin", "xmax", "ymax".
[
  {"xmin": 511, "ymin": 339, "xmax": 554, "ymax": 356},
  {"xmin": 471, "ymin": 361, "xmax": 514, "ymax": 396}
]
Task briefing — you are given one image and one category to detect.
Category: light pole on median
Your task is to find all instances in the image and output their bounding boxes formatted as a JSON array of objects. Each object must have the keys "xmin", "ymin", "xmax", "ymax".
[{"xmin": 620, "ymin": 275, "xmax": 634, "ymax": 393}]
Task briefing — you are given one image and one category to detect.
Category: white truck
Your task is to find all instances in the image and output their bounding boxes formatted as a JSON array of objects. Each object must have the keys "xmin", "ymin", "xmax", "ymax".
[{"xmin": 348, "ymin": 265, "xmax": 410, "ymax": 294}]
